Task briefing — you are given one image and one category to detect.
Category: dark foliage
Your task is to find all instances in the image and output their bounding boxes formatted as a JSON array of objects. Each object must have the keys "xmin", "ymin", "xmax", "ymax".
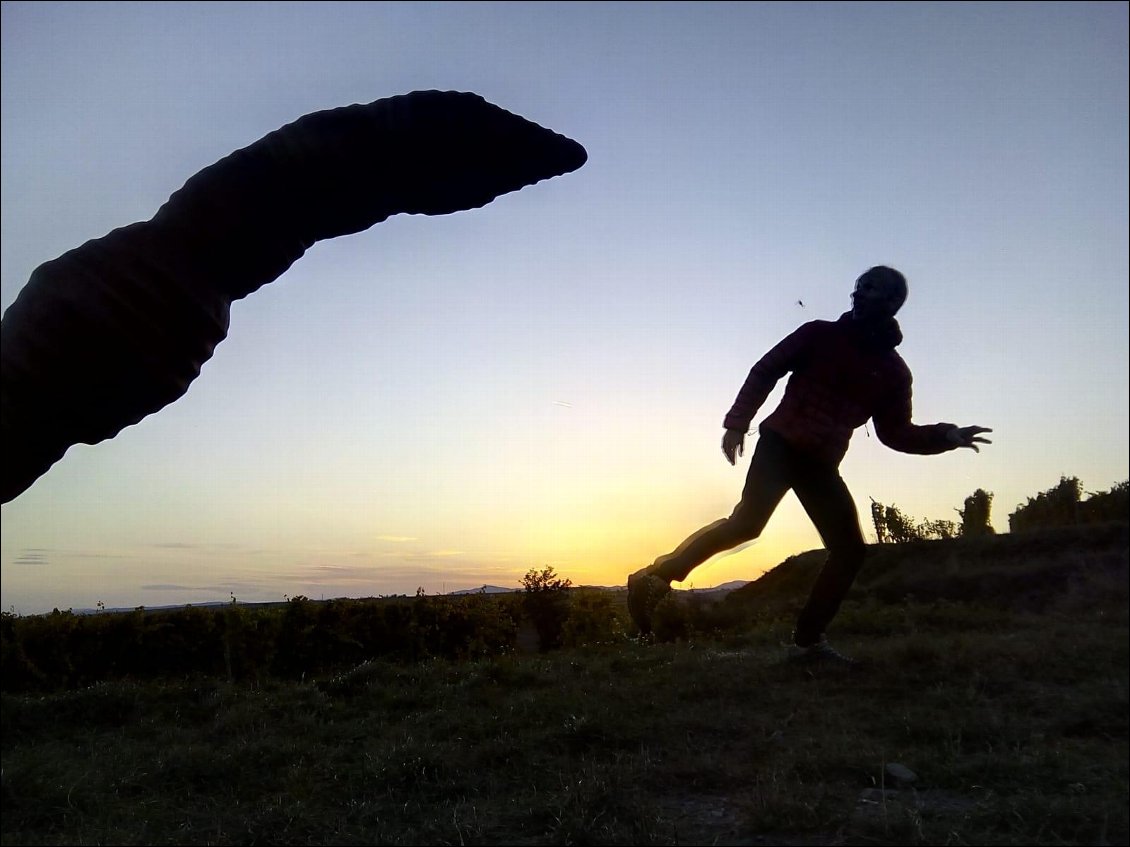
[
  {"xmin": 1009, "ymin": 477, "xmax": 1129, "ymax": 532},
  {"xmin": 521, "ymin": 565, "xmax": 573, "ymax": 650}
]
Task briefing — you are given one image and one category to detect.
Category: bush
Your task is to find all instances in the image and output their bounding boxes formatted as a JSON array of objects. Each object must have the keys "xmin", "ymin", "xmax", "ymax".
[
  {"xmin": 521, "ymin": 566, "xmax": 573, "ymax": 651},
  {"xmin": 959, "ymin": 489, "xmax": 995, "ymax": 537},
  {"xmin": 1009, "ymin": 477, "xmax": 1127, "ymax": 532},
  {"xmin": 561, "ymin": 590, "xmax": 626, "ymax": 647},
  {"xmin": 871, "ymin": 499, "xmax": 958, "ymax": 543}
]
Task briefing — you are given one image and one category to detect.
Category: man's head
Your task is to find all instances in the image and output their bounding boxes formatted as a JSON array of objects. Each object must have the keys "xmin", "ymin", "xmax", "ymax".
[{"xmin": 851, "ymin": 266, "xmax": 907, "ymax": 321}]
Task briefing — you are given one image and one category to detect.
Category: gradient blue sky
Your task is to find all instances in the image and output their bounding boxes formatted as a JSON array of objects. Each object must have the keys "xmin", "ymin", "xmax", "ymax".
[{"xmin": 2, "ymin": 1, "xmax": 1127, "ymax": 615}]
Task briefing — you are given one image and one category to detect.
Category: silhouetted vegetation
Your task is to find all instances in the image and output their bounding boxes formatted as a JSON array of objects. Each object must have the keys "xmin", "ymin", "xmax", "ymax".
[
  {"xmin": 958, "ymin": 487, "xmax": 995, "ymax": 537},
  {"xmin": 870, "ymin": 478, "xmax": 1126, "ymax": 544},
  {"xmin": 521, "ymin": 565, "xmax": 573, "ymax": 651},
  {"xmin": 1009, "ymin": 476, "xmax": 1129, "ymax": 532},
  {"xmin": 1, "ymin": 592, "xmax": 524, "ymax": 693},
  {"xmin": 869, "ymin": 486, "xmax": 998, "ymax": 544},
  {"xmin": 870, "ymin": 497, "xmax": 961, "ymax": 543}
]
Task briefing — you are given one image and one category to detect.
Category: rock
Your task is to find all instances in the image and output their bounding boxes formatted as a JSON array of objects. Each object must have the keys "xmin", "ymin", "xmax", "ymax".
[{"xmin": 885, "ymin": 762, "xmax": 918, "ymax": 785}]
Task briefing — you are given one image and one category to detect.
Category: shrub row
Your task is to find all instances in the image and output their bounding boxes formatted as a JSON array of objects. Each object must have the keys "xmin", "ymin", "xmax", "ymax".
[{"xmin": 1, "ymin": 589, "xmax": 630, "ymax": 694}]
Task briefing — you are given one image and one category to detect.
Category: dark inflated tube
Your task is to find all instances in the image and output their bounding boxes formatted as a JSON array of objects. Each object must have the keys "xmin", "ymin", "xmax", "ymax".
[{"xmin": 1, "ymin": 90, "xmax": 587, "ymax": 503}]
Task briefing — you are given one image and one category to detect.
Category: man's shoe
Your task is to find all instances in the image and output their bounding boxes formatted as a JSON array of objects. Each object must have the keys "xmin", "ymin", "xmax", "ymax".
[
  {"xmin": 789, "ymin": 636, "xmax": 860, "ymax": 667},
  {"xmin": 627, "ymin": 567, "xmax": 671, "ymax": 635}
]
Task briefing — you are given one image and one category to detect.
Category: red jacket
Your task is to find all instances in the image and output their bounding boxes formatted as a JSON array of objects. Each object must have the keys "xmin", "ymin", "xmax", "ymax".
[{"xmin": 723, "ymin": 312, "xmax": 956, "ymax": 466}]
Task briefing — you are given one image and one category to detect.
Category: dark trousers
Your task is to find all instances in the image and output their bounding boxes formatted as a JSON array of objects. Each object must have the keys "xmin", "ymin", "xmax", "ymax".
[{"xmin": 652, "ymin": 427, "xmax": 866, "ymax": 647}]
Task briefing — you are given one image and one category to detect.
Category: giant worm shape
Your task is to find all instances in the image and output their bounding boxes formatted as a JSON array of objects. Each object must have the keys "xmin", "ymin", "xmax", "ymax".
[{"xmin": 1, "ymin": 90, "xmax": 587, "ymax": 503}]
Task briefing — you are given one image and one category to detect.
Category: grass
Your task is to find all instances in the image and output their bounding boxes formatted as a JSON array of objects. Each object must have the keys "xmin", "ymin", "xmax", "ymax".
[{"xmin": 2, "ymin": 526, "xmax": 1127, "ymax": 845}]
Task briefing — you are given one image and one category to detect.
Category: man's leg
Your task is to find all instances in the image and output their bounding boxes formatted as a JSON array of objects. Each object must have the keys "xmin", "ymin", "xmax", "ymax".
[
  {"xmin": 652, "ymin": 430, "xmax": 794, "ymax": 582},
  {"xmin": 790, "ymin": 466, "xmax": 867, "ymax": 648},
  {"xmin": 628, "ymin": 430, "xmax": 794, "ymax": 632}
]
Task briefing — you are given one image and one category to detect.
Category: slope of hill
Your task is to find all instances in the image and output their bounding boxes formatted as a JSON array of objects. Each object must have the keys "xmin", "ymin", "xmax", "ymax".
[{"xmin": 724, "ymin": 521, "xmax": 1128, "ymax": 619}]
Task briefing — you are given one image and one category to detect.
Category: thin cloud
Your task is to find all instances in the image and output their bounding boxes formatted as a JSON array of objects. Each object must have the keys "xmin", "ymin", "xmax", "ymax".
[
  {"xmin": 151, "ymin": 542, "xmax": 244, "ymax": 551},
  {"xmin": 401, "ymin": 550, "xmax": 468, "ymax": 563},
  {"xmin": 141, "ymin": 583, "xmax": 202, "ymax": 592},
  {"xmin": 12, "ymin": 550, "xmax": 49, "ymax": 566}
]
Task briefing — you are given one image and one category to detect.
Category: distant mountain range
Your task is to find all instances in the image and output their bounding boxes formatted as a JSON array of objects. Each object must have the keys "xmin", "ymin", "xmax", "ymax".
[{"xmin": 446, "ymin": 585, "xmax": 516, "ymax": 595}]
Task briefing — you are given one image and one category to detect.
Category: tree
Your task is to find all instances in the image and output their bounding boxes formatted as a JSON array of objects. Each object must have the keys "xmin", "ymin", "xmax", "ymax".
[
  {"xmin": 871, "ymin": 498, "xmax": 958, "ymax": 543},
  {"xmin": 870, "ymin": 499, "xmax": 925, "ymax": 543},
  {"xmin": 870, "ymin": 499, "xmax": 889, "ymax": 544},
  {"xmin": 1010, "ymin": 477, "xmax": 1129, "ymax": 532},
  {"xmin": 521, "ymin": 566, "xmax": 573, "ymax": 651},
  {"xmin": 920, "ymin": 518, "xmax": 959, "ymax": 540},
  {"xmin": 1079, "ymin": 480, "xmax": 1129, "ymax": 525},
  {"xmin": 958, "ymin": 489, "xmax": 995, "ymax": 537},
  {"xmin": 1009, "ymin": 476, "xmax": 1082, "ymax": 532}
]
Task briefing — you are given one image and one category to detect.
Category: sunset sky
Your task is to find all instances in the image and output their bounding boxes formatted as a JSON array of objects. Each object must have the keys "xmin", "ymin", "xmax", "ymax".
[{"xmin": 2, "ymin": 1, "xmax": 1127, "ymax": 615}]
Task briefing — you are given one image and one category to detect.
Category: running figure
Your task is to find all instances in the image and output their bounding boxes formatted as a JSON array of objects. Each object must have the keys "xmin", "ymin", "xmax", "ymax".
[{"xmin": 627, "ymin": 266, "xmax": 991, "ymax": 662}]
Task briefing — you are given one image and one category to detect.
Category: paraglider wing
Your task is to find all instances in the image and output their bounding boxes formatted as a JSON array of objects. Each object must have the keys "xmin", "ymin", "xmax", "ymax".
[{"xmin": 0, "ymin": 90, "xmax": 587, "ymax": 503}]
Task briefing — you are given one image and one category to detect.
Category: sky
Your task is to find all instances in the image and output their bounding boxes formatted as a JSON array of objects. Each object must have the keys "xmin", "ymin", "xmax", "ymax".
[{"xmin": 2, "ymin": 1, "xmax": 1127, "ymax": 615}]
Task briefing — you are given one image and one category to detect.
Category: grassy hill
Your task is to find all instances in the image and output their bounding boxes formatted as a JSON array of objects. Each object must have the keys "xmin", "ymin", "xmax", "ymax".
[
  {"xmin": 726, "ymin": 520, "xmax": 1128, "ymax": 615},
  {"xmin": 2, "ymin": 524, "xmax": 1126, "ymax": 846}
]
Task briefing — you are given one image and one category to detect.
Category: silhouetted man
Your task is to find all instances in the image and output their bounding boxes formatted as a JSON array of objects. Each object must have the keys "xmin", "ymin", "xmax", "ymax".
[{"xmin": 627, "ymin": 266, "xmax": 991, "ymax": 663}]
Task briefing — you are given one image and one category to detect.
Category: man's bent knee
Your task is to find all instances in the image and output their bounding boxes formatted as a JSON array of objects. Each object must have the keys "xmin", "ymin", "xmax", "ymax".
[{"xmin": 725, "ymin": 507, "xmax": 765, "ymax": 544}]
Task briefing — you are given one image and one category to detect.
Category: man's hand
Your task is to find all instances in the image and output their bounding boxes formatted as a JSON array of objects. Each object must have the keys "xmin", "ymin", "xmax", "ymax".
[
  {"xmin": 947, "ymin": 425, "xmax": 993, "ymax": 452},
  {"xmin": 722, "ymin": 428, "xmax": 746, "ymax": 465}
]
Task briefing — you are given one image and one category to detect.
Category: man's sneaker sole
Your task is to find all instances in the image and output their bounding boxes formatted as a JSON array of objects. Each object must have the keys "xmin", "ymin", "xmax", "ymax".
[{"xmin": 787, "ymin": 640, "xmax": 862, "ymax": 668}]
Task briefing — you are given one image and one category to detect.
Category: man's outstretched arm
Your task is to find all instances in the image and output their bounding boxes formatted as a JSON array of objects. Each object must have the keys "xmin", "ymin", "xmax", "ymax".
[{"xmin": 873, "ymin": 377, "xmax": 993, "ymax": 455}]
